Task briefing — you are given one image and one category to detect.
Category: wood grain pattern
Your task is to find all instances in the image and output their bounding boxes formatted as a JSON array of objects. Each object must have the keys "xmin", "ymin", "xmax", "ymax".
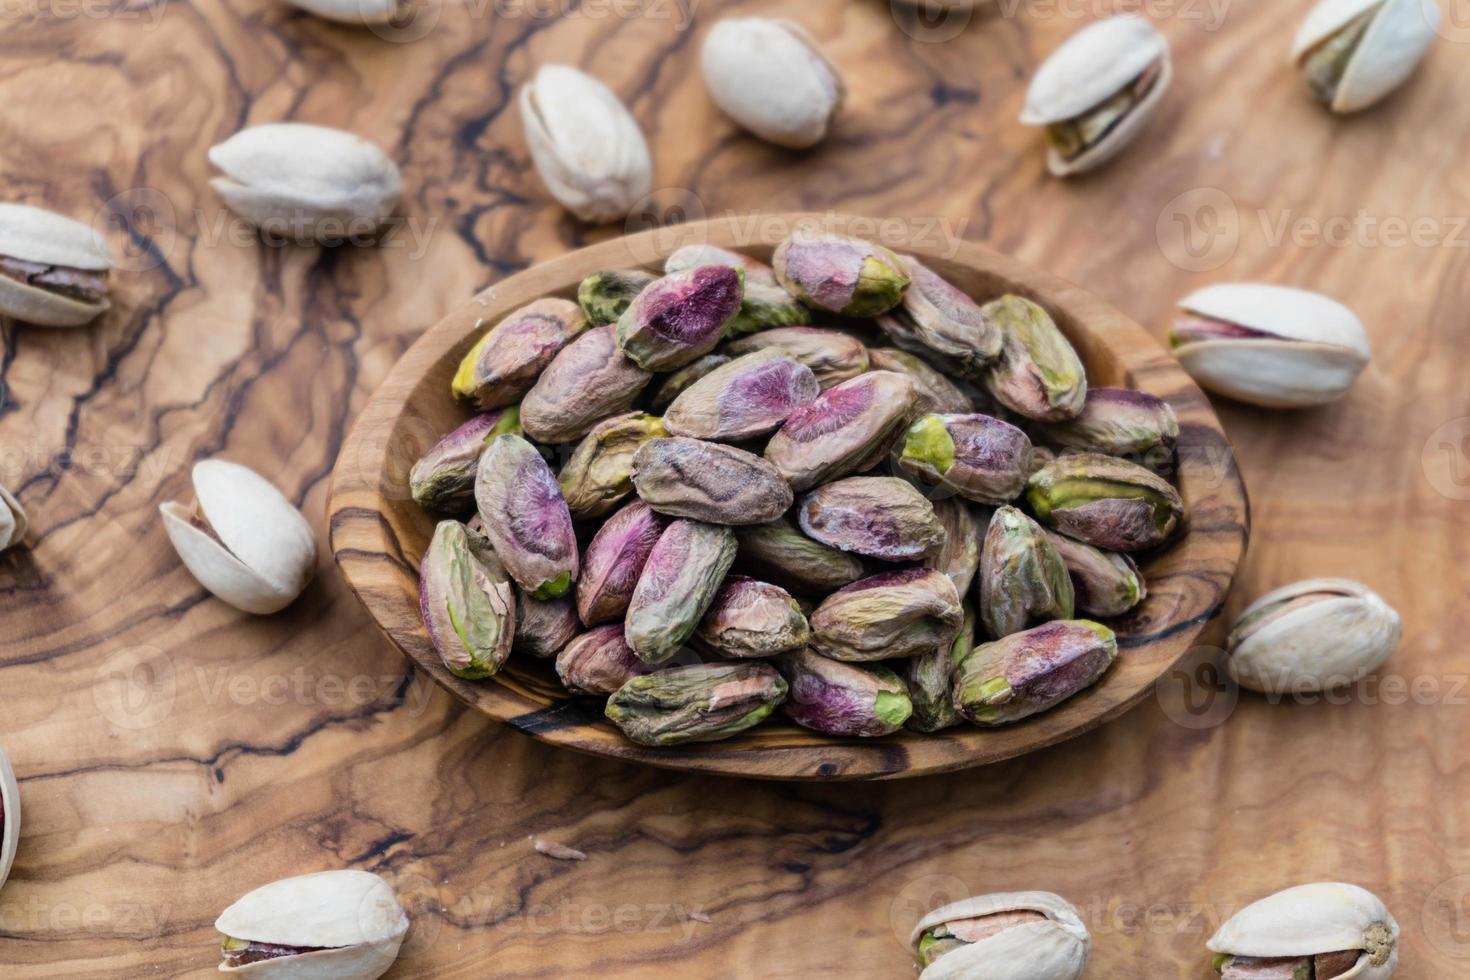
[{"xmin": 0, "ymin": 0, "xmax": 1466, "ymax": 975}]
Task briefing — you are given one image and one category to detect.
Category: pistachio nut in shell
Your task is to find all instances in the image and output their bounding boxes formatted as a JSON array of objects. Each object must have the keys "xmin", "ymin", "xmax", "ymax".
[
  {"xmin": 624, "ymin": 519, "xmax": 737, "ymax": 663},
  {"xmin": 1031, "ymin": 387, "xmax": 1179, "ymax": 465},
  {"xmin": 217, "ymin": 869, "xmax": 408, "ymax": 978},
  {"xmin": 419, "ymin": 520, "xmax": 516, "ymax": 679},
  {"xmin": 1025, "ymin": 452, "xmax": 1184, "ymax": 552},
  {"xmin": 519, "ymin": 64, "xmax": 652, "ymax": 224},
  {"xmin": 578, "ymin": 268, "xmax": 656, "ymax": 326},
  {"xmin": 473, "ymin": 434, "xmax": 579, "ymax": 599},
  {"xmin": 616, "ymin": 264, "xmax": 744, "ymax": 371},
  {"xmin": 409, "ymin": 407, "xmax": 521, "ymax": 513},
  {"xmin": 910, "ymin": 891, "xmax": 1090, "ymax": 980},
  {"xmin": 1020, "ymin": 14, "xmax": 1171, "ymax": 177},
  {"xmin": 1226, "ymin": 578, "xmax": 1400, "ymax": 694},
  {"xmin": 283, "ymin": 0, "xmax": 401, "ymax": 24},
  {"xmin": 555, "ymin": 624, "xmax": 657, "ymax": 695},
  {"xmin": 765, "ymin": 371, "xmax": 918, "ymax": 491},
  {"xmin": 925, "ymin": 496, "xmax": 985, "ymax": 597},
  {"xmin": 0, "ymin": 744, "xmax": 19, "ymax": 895},
  {"xmin": 778, "ymin": 648, "xmax": 911, "ymax": 737},
  {"xmin": 772, "ymin": 232, "xmax": 910, "ymax": 317},
  {"xmin": 810, "ymin": 567, "xmax": 963, "ymax": 662},
  {"xmin": 905, "ymin": 604, "xmax": 973, "ymax": 733},
  {"xmin": 520, "ymin": 325, "xmax": 652, "ymax": 443},
  {"xmin": 978, "ymin": 506, "xmax": 1075, "ymax": 639},
  {"xmin": 701, "ymin": 18, "xmax": 844, "ymax": 149},
  {"xmin": 208, "ymin": 124, "xmax": 401, "ymax": 243},
  {"xmin": 1208, "ymin": 882, "xmax": 1398, "ymax": 980},
  {"xmin": 576, "ymin": 499, "xmax": 669, "ymax": 625},
  {"xmin": 1043, "ymin": 529, "xmax": 1145, "ymax": 619},
  {"xmin": 0, "ymin": 202, "xmax": 112, "ymax": 327},
  {"xmin": 1293, "ymin": 0, "xmax": 1439, "ymax": 114},
  {"xmin": 665, "ymin": 243, "xmax": 807, "ymax": 336},
  {"xmin": 981, "ymin": 295, "xmax": 1087, "ymax": 422},
  {"xmin": 451, "ymin": 298, "xmax": 587, "ymax": 410},
  {"xmin": 1171, "ymin": 283, "xmax": 1371, "ymax": 408},
  {"xmin": 513, "ymin": 589, "xmax": 580, "ymax": 660},
  {"xmin": 953, "ymin": 619, "xmax": 1117, "ymax": 725},
  {"xmin": 732, "ymin": 517, "xmax": 866, "ymax": 596},
  {"xmin": 559, "ymin": 412, "xmax": 668, "ymax": 520},
  {"xmin": 160, "ymin": 460, "xmax": 317, "ymax": 615},
  {"xmin": 604, "ymin": 662, "xmax": 787, "ymax": 746},
  {"xmin": 0, "ymin": 484, "xmax": 29, "ymax": 553},
  {"xmin": 663, "ymin": 349, "xmax": 819, "ymax": 441},
  {"xmin": 899, "ymin": 412, "xmax": 1034, "ymax": 505},
  {"xmin": 696, "ymin": 575, "xmax": 809, "ymax": 659},
  {"xmin": 867, "ymin": 347, "xmax": 973, "ymax": 414},
  {"xmin": 723, "ymin": 325, "xmax": 869, "ymax": 389},
  {"xmin": 875, "ymin": 255, "xmax": 1001, "ymax": 374},
  {"xmin": 796, "ymin": 476, "xmax": 945, "ymax": 562}
]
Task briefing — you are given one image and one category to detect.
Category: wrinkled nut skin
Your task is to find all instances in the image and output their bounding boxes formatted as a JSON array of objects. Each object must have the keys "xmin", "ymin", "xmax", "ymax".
[
  {"xmin": 732, "ymin": 518, "xmax": 867, "ymax": 596},
  {"xmin": 981, "ymin": 295, "xmax": 1088, "ymax": 422},
  {"xmin": 905, "ymin": 605, "xmax": 973, "ymax": 733},
  {"xmin": 926, "ymin": 496, "xmax": 987, "ymax": 597},
  {"xmin": 899, "ymin": 412, "xmax": 1035, "ymax": 505},
  {"xmin": 696, "ymin": 575, "xmax": 810, "ymax": 658},
  {"xmin": 876, "ymin": 256, "xmax": 1002, "ymax": 375},
  {"xmin": 632, "ymin": 437, "xmax": 794, "ymax": 525},
  {"xmin": 474, "ymin": 434, "xmax": 580, "ymax": 599},
  {"xmin": 616, "ymin": 265, "xmax": 744, "ymax": 371},
  {"xmin": 624, "ymin": 520, "xmax": 738, "ymax": 663},
  {"xmin": 778, "ymin": 648, "xmax": 912, "ymax": 737},
  {"xmin": 978, "ymin": 506, "xmax": 1075, "ymax": 639},
  {"xmin": 1208, "ymin": 882, "xmax": 1398, "ymax": 980},
  {"xmin": 1043, "ymin": 529, "xmax": 1145, "ymax": 618},
  {"xmin": 555, "ymin": 624, "xmax": 657, "ymax": 695},
  {"xmin": 1032, "ymin": 387, "xmax": 1179, "ymax": 466},
  {"xmin": 451, "ymin": 298, "xmax": 587, "ymax": 410},
  {"xmin": 797, "ymin": 476, "xmax": 945, "ymax": 562},
  {"xmin": 910, "ymin": 891, "xmax": 1091, "ymax": 980},
  {"xmin": 724, "ymin": 326, "xmax": 870, "ymax": 389},
  {"xmin": 650, "ymin": 354, "xmax": 731, "ymax": 409},
  {"xmin": 513, "ymin": 589, "xmax": 581, "ymax": 659},
  {"xmin": 663, "ymin": 349, "xmax": 820, "ymax": 441},
  {"xmin": 665, "ymin": 243, "xmax": 808, "ymax": 337},
  {"xmin": 765, "ymin": 371, "xmax": 919, "ymax": 492},
  {"xmin": 520, "ymin": 325, "xmax": 653, "ymax": 443},
  {"xmin": 419, "ymin": 521, "xmax": 516, "ymax": 680},
  {"xmin": 576, "ymin": 500, "xmax": 669, "ymax": 625},
  {"xmin": 1026, "ymin": 452, "xmax": 1184, "ymax": 552},
  {"xmin": 409, "ymin": 407, "xmax": 521, "ymax": 513},
  {"xmin": 559, "ymin": 412, "xmax": 669, "ymax": 519},
  {"xmin": 953, "ymin": 619, "xmax": 1118, "ymax": 726},
  {"xmin": 867, "ymin": 347, "xmax": 973, "ymax": 414},
  {"xmin": 772, "ymin": 232, "xmax": 910, "ymax": 317},
  {"xmin": 604, "ymin": 662, "xmax": 788, "ymax": 745},
  {"xmin": 578, "ymin": 269, "xmax": 656, "ymax": 326},
  {"xmin": 810, "ymin": 567, "xmax": 964, "ymax": 662}
]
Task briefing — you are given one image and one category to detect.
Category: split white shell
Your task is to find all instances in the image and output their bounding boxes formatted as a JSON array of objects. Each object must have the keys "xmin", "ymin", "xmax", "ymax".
[
  {"xmin": 701, "ymin": 18, "xmax": 844, "ymax": 149},
  {"xmin": 283, "ymin": 0, "xmax": 402, "ymax": 24},
  {"xmin": 1173, "ymin": 283, "xmax": 1371, "ymax": 408},
  {"xmin": 160, "ymin": 460, "xmax": 317, "ymax": 615},
  {"xmin": 0, "ymin": 484, "xmax": 28, "ymax": 552},
  {"xmin": 0, "ymin": 202, "xmax": 112, "ymax": 327},
  {"xmin": 0, "ymin": 745, "xmax": 19, "ymax": 895},
  {"xmin": 910, "ymin": 891, "xmax": 1090, "ymax": 980},
  {"xmin": 216, "ymin": 870, "xmax": 409, "ymax": 978},
  {"xmin": 1208, "ymin": 882, "xmax": 1398, "ymax": 980},
  {"xmin": 1019, "ymin": 15, "xmax": 1172, "ymax": 176},
  {"xmin": 1292, "ymin": 0, "xmax": 1439, "ymax": 113},
  {"xmin": 519, "ymin": 65, "xmax": 653, "ymax": 224},
  {"xmin": 208, "ymin": 124, "xmax": 402, "ymax": 243},
  {"xmin": 1227, "ymin": 578, "xmax": 1401, "ymax": 694}
]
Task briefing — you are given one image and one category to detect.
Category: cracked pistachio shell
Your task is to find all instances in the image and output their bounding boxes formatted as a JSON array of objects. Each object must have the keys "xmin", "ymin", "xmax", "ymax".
[
  {"xmin": 867, "ymin": 348, "xmax": 973, "ymax": 414},
  {"xmin": 1025, "ymin": 452, "xmax": 1183, "ymax": 552},
  {"xmin": 650, "ymin": 354, "xmax": 731, "ymax": 410},
  {"xmin": 696, "ymin": 574, "xmax": 809, "ymax": 658},
  {"xmin": 1293, "ymin": 0, "xmax": 1438, "ymax": 113},
  {"xmin": 905, "ymin": 604, "xmax": 974, "ymax": 733},
  {"xmin": 160, "ymin": 460, "xmax": 316, "ymax": 615},
  {"xmin": 555, "ymin": 624, "xmax": 657, "ymax": 695},
  {"xmin": 616, "ymin": 265, "xmax": 744, "ymax": 371},
  {"xmin": 765, "ymin": 371, "xmax": 918, "ymax": 492},
  {"xmin": 576, "ymin": 500, "xmax": 668, "ymax": 625},
  {"xmin": 520, "ymin": 325, "xmax": 652, "ymax": 443},
  {"xmin": 409, "ymin": 407, "xmax": 521, "ymax": 513},
  {"xmin": 1032, "ymin": 387, "xmax": 1178, "ymax": 464},
  {"xmin": 778, "ymin": 648, "xmax": 911, "ymax": 737},
  {"xmin": 732, "ymin": 517, "xmax": 866, "ymax": 596},
  {"xmin": 605, "ymin": 662, "xmax": 787, "ymax": 745},
  {"xmin": 578, "ymin": 268, "xmax": 656, "ymax": 326},
  {"xmin": 0, "ymin": 202, "xmax": 112, "ymax": 327},
  {"xmin": 559, "ymin": 412, "xmax": 668, "ymax": 520},
  {"xmin": 474, "ymin": 434, "xmax": 579, "ymax": 599},
  {"xmin": 979, "ymin": 506, "xmax": 1074, "ymax": 639},
  {"xmin": 217, "ymin": 870, "xmax": 409, "ymax": 979},
  {"xmin": 810, "ymin": 567, "xmax": 963, "ymax": 662},
  {"xmin": 1226, "ymin": 578, "xmax": 1401, "ymax": 694},
  {"xmin": 911, "ymin": 891, "xmax": 1090, "ymax": 980},
  {"xmin": 796, "ymin": 476, "xmax": 945, "ymax": 562},
  {"xmin": 876, "ymin": 256, "xmax": 1001, "ymax": 374},
  {"xmin": 899, "ymin": 412, "xmax": 1034, "ymax": 505},
  {"xmin": 953, "ymin": 619, "xmax": 1117, "ymax": 725},
  {"xmin": 0, "ymin": 484, "xmax": 29, "ymax": 553},
  {"xmin": 451, "ymin": 299, "xmax": 587, "ymax": 410},
  {"xmin": 632, "ymin": 437, "xmax": 793, "ymax": 525},
  {"xmin": 1042, "ymin": 529, "xmax": 1145, "ymax": 619},
  {"xmin": 1171, "ymin": 283, "xmax": 1371, "ymax": 408},
  {"xmin": 723, "ymin": 326, "xmax": 870, "ymax": 389},
  {"xmin": 208, "ymin": 124, "xmax": 401, "ymax": 242},
  {"xmin": 514, "ymin": 589, "xmax": 580, "ymax": 660},
  {"xmin": 1208, "ymin": 883, "xmax": 1398, "ymax": 980},
  {"xmin": 624, "ymin": 520, "xmax": 737, "ymax": 663},
  {"xmin": 664, "ymin": 349, "xmax": 820, "ymax": 441},
  {"xmin": 519, "ymin": 65, "xmax": 652, "ymax": 224},
  {"xmin": 701, "ymin": 18, "xmax": 844, "ymax": 149},
  {"xmin": 982, "ymin": 296, "xmax": 1087, "ymax": 422},
  {"xmin": 926, "ymin": 497, "xmax": 985, "ymax": 597},
  {"xmin": 0, "ymin": 745, "xmax": 18, "ymax": 896},
  {"xmin": 772, "ymin": 233, "xmax": 910, "ymax": 317},
  {"xmin": 284, "ymin": 0, "xmax": 402, "ymax": 22},
  {"xmin": 665, "ymin": 244, "xmax": 808, "ymax": 336},
  {"xmin": 419, "ymin": 520, "xmax": 515, "ymax": 679}
]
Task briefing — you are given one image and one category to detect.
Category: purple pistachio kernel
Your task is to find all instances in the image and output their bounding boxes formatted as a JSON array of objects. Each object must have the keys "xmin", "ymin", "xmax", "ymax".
[
  {"xmin": 616, "ymin": 265, "xmax": 744, "ymax": 370},
  {"xmin": 723, "ymin": 326, "xmax": 870, "ymax": 389},
  {"xmin": 451, "ymin": 298, "xmax": 587, "ymax": 409},
  {"xmin": 778, "ymin": 648, "xmax": 913, "ymax": 737},
  {"xmin": 555, "ymin": 624, "xmax": 658, "ymax": 695},
  {"xmin": 696, "ymin": 575, "xmax": 810, "ymax": 658},
  {"xmin": 632, "ymin": 437, "xmax": 794, "ymax": 525},
  {"xmin": 663, "ymin": 349, "xmax": 820, "ymax": 441},
  {"xmin": 576, "ymin": 500, "xmax": 669, "ymax": 625},
  {"xmin": 513, "ymin": 589, "xmax": 581, "ymax": 659},
  {"xmin": 764, "ymin": 371, "xmax": 918, "ymax": 491},
  {"xmin": 797, "ymin": 476, "xmax": 946, "ymax": 562},
  {"xmin": 772, "ymin": 232, "xmax": 910, "ymax": 317},
  {"xmin": 809, "ymin": 567, "xmax": 963, "ymax": 662},
  {"xmin": 952, "ymin": 619, "xmax": 1118, "ymax": 725},
  {"xmin": 624, "ymin": 519, "xmax": 738, "ymax": 663},
  {"xmin": 520, "ymin": 325, "xmax": 653, "ymax": 443},
  {"xmin": 474, "ymin": 434, "xmax": 579, "ymax": 598}
]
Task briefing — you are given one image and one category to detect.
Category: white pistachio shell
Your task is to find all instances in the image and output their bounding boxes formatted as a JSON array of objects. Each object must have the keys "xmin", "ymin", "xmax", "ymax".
[
  {"xmin": 160, "ymin": 460, "xmax": 317, "ymax": 615},
  {"xmin": 282, "ymin": 0, "xmax": 402, "ymax": 23},
  {"xmin": 1174, "ymin": 283, "xmax": 1371, "ymax": 408},
  {"xmin": 911, "ymin": 891, "xmax": 1090, "ymax": 980},
  {"xmin": 519, "ymin": 65, "xmax": 653, "ymax": 224},
  {"xmin": 701, "ymin": 18, "xmax": 844, "ymax": 149},
  {"xmin": 1292, "ymin": 0, "xmax": 1439, "ymax": 113},
  {"xmin": 0, "ymin": 745, "xmax": 19, "ymax": 895},
  {"xmin": 1208, "ymin": 882, "xmax": 1398, "ymax": 980},
  {"xmin": 208, "ymin": 124, "xmax": 402, "ymax": 242},
  {"xmin": 1227, "ymin": 578, "xmax": 1400, "ymax": 694},
  {"xmin": 0, "ymin": 484, "xmax": 28, "ymax": 552},
  {"xmin": 216, "ymin": 870, "xmax": 409, "ymax": 979},
  {"xmin": 0, "ymin": 202, "xmax": 112, "ymax": 327}
]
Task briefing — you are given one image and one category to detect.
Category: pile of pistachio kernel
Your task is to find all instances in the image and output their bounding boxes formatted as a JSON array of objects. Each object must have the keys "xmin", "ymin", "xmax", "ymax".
[{"xmin": 409, "ymin": 230, "xmax": 1184, "ymax": 747}]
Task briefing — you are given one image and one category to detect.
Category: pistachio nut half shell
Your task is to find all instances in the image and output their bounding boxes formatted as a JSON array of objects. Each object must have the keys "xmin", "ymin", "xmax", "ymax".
[
  {"xmin": 624, "ymin": 519, "xmax": 737, "ymax": 663},
  {"xmin": 520, "ymin": 325, "xmax": 652, "ymax": 443},
  {"xmin": 701, "ymin": 18, "xmax": 843, "ymax": 148},
  {"xmin": 723, "ymin": 325, "xmax": 870, "ymax": 389},
  {"xmin": 953, "ymin": 619, "xmax": 1118, "ymax": 725},
  {"xmin": 0, "ymin": 484, "xmax": 29, "ymax": 553},
  {"xmin": 978, "ymin": 506, "xmax": 1075, "ymax": 639},
  {"xmin": 160, "ymin": 460, "xmax": 317, "ymax": 615},
  {"xmin": 578, "ymin": 268, "xmax": 656, "ymax": 326},
  {"xmin": 556, "ymin": 624, "xmax": 658, "ymax": 696},
  {"xmin": 778, "ymin": 648, "xmax": 911, "ymax": 737},
  {"xmin": 663, "ymin": 349, "xmax": 820, "ymax": 441},
  {"xmin": 474, "ymin": 434, "xmax": 579, "ymax": 599},
  {"xmin": 451, "ymin": 298, "xmax": 587, "ymax": 410},
  {"xmin": 910, "ymin": 891, "xmax": 1090, "ymax": 980},
  {"xmin": 867, "ymin": 347, "xmax": 973, "ymax": 414},
  {"xmin": 796, "ymin": 476, "xmax": 945, "ymax": 562},
  {"xmin": 519, "ymin": 64, "xmax": 652, "ymax": 224},
  {"xmin": 577, "ymin": 499, "xmax": 668, "ymax": 625},
  {"xmin": 1043, "ymin": 529, "xmax": 1146, "ymax": 619},
  {"xmin": 216, "ymin": 870, "xmax": 409, "ymax": 979},
  {"xmin": 419, "ymin": 520, "xmax": 516, "ymax": 678},
  {"xmin": 1171, "ymin": 283, "xmax": 1371, "ymax": 408},
  {"xmin": 925, "ymin": 497, "xmax": 985, "ymax": 597},
  {"xmin": 1226, "ymin": 578, "xmax": 1401, "ymax": 694},
  {"xmin": 1208, "ymin": 882, "xmax": 1398, "ymax": 980},
  {"xmin": 905, "ymin": 604, "xmax": 973, "ymax": 733},
  {"xmin": 409, "ymin": 407, "xmax": 521, "ymax": 513},
  {"xmin": 1032, "ymin": 387, "xmax": 1179, "ymax": 467},
  {"xmin": 665, "ymin": 243, "xmax": 808, "ymax": 336},
  {"xmin": 559, "ymin": 412, "xmax": 668, "ymax": 520},
  {"xmin": 810, "ymin": 567, "xmax": 963, "ymax": 662},
  {"xmin": 1020, "ymin": 14, "xmax": 1172, "ymax": 177},
  {"xmin": 283, "ymin": 0, "xmax": 402, "ymax": 24},
  {"xmin": 765, "ymin": 371, "xmax": 918, "ymax": 491},
  {"xmin": 605, "ymin": 662, "xmax": 787, "ymax": 745},
  {"xmin": 632, "ymin": 437, "xmax": 794, "ymax": 525},
  {"xmin": 1025, "ymin": 452, "xmax": 1184, "ymax": 552},
  {"xmin": 732, "ymin": 517, "xmax": 867, "ymax": 596},
  {"xmin": 0, "ymin": 202, "xmax": 112, "ymax": 327},
  {"xmin": 1293, "ymin": 0, "xmax": 1439, "ymax": 114},
  {"xmin": 0, "ymin": 744, "xmax": 19, "ymax": 896},
  {"xmin": 899, "ymin": 412, "xmax": 1035, "ymax": 505},
  {"xmin": 981, "ymin": 295, "xmax": 1087, "ymax": 422},
  {"xmin": 772, "ymin": 232, "xmax": 910, "ymax": 317},
  {"xmin": 875, "ymin": 256, "xmax": 1002, "ymax": 375},
  {"xmin": 696, "ymin": 574, "xmax": 810, "ymax": 658},
  {"xmin": 513, "ymin": 589, "xmax": 580, "ymax": 660},
  {"xmin": 616, "ymin": 264, "xmax": 744, "ymax": 371}
]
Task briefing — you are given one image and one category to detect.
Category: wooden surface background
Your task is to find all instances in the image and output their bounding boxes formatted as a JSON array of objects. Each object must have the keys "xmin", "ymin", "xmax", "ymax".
[{"xmin": 1, "ymin": 0, "xmax": 1466, "ymax": 976}]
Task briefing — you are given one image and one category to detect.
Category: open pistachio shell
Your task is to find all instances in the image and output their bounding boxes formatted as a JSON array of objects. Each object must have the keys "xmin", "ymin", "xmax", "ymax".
[
  {"xmin": 0, "ymin": 484, "xmax": 29, "ymax": 552},
  {"xmin": 723, "ymin": 325, "xmax": 870, "ymax": 389},
  {"xmin": 283, "ymin": 0, "xmax": 402, "ymax": 24},
  {"xmin": 160, "ymin": 460, "xmax": 317, "ymax": 615},
  {"xmin": 1292, "ymin": 0, "xmax": 1439, "ymax": 113},
  {"xmin": 663, "ymin": 349, "xmax": 820, "ymax": 441},
  {"xmin": 474, "ymin": 434, "xmax": 579, "ymax": 599},
  {"xmin": 875, "ymin": 255, "xmax": 1001, "ymax": 375},
  {"xmin": 1208, "ymin": 883, "xmax": 1398, "ymax": 980},
  {"xmin": 910, "ymin": 891, "xmax": 1090, "ymax": 980},
  {"xmin": 0, "ymin": 202, "xmax": 112, "ymax": 327},
  {"xmin": 451, "ymin": 299, "xmax": 587, "ymax": 409},
  {"xmin": 764, "ymin": 371, "xmax": 918, "ymax": 492},
  {"xmin": 0, "ymin": 745, "xmax": 19, "ymax": 896}
]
